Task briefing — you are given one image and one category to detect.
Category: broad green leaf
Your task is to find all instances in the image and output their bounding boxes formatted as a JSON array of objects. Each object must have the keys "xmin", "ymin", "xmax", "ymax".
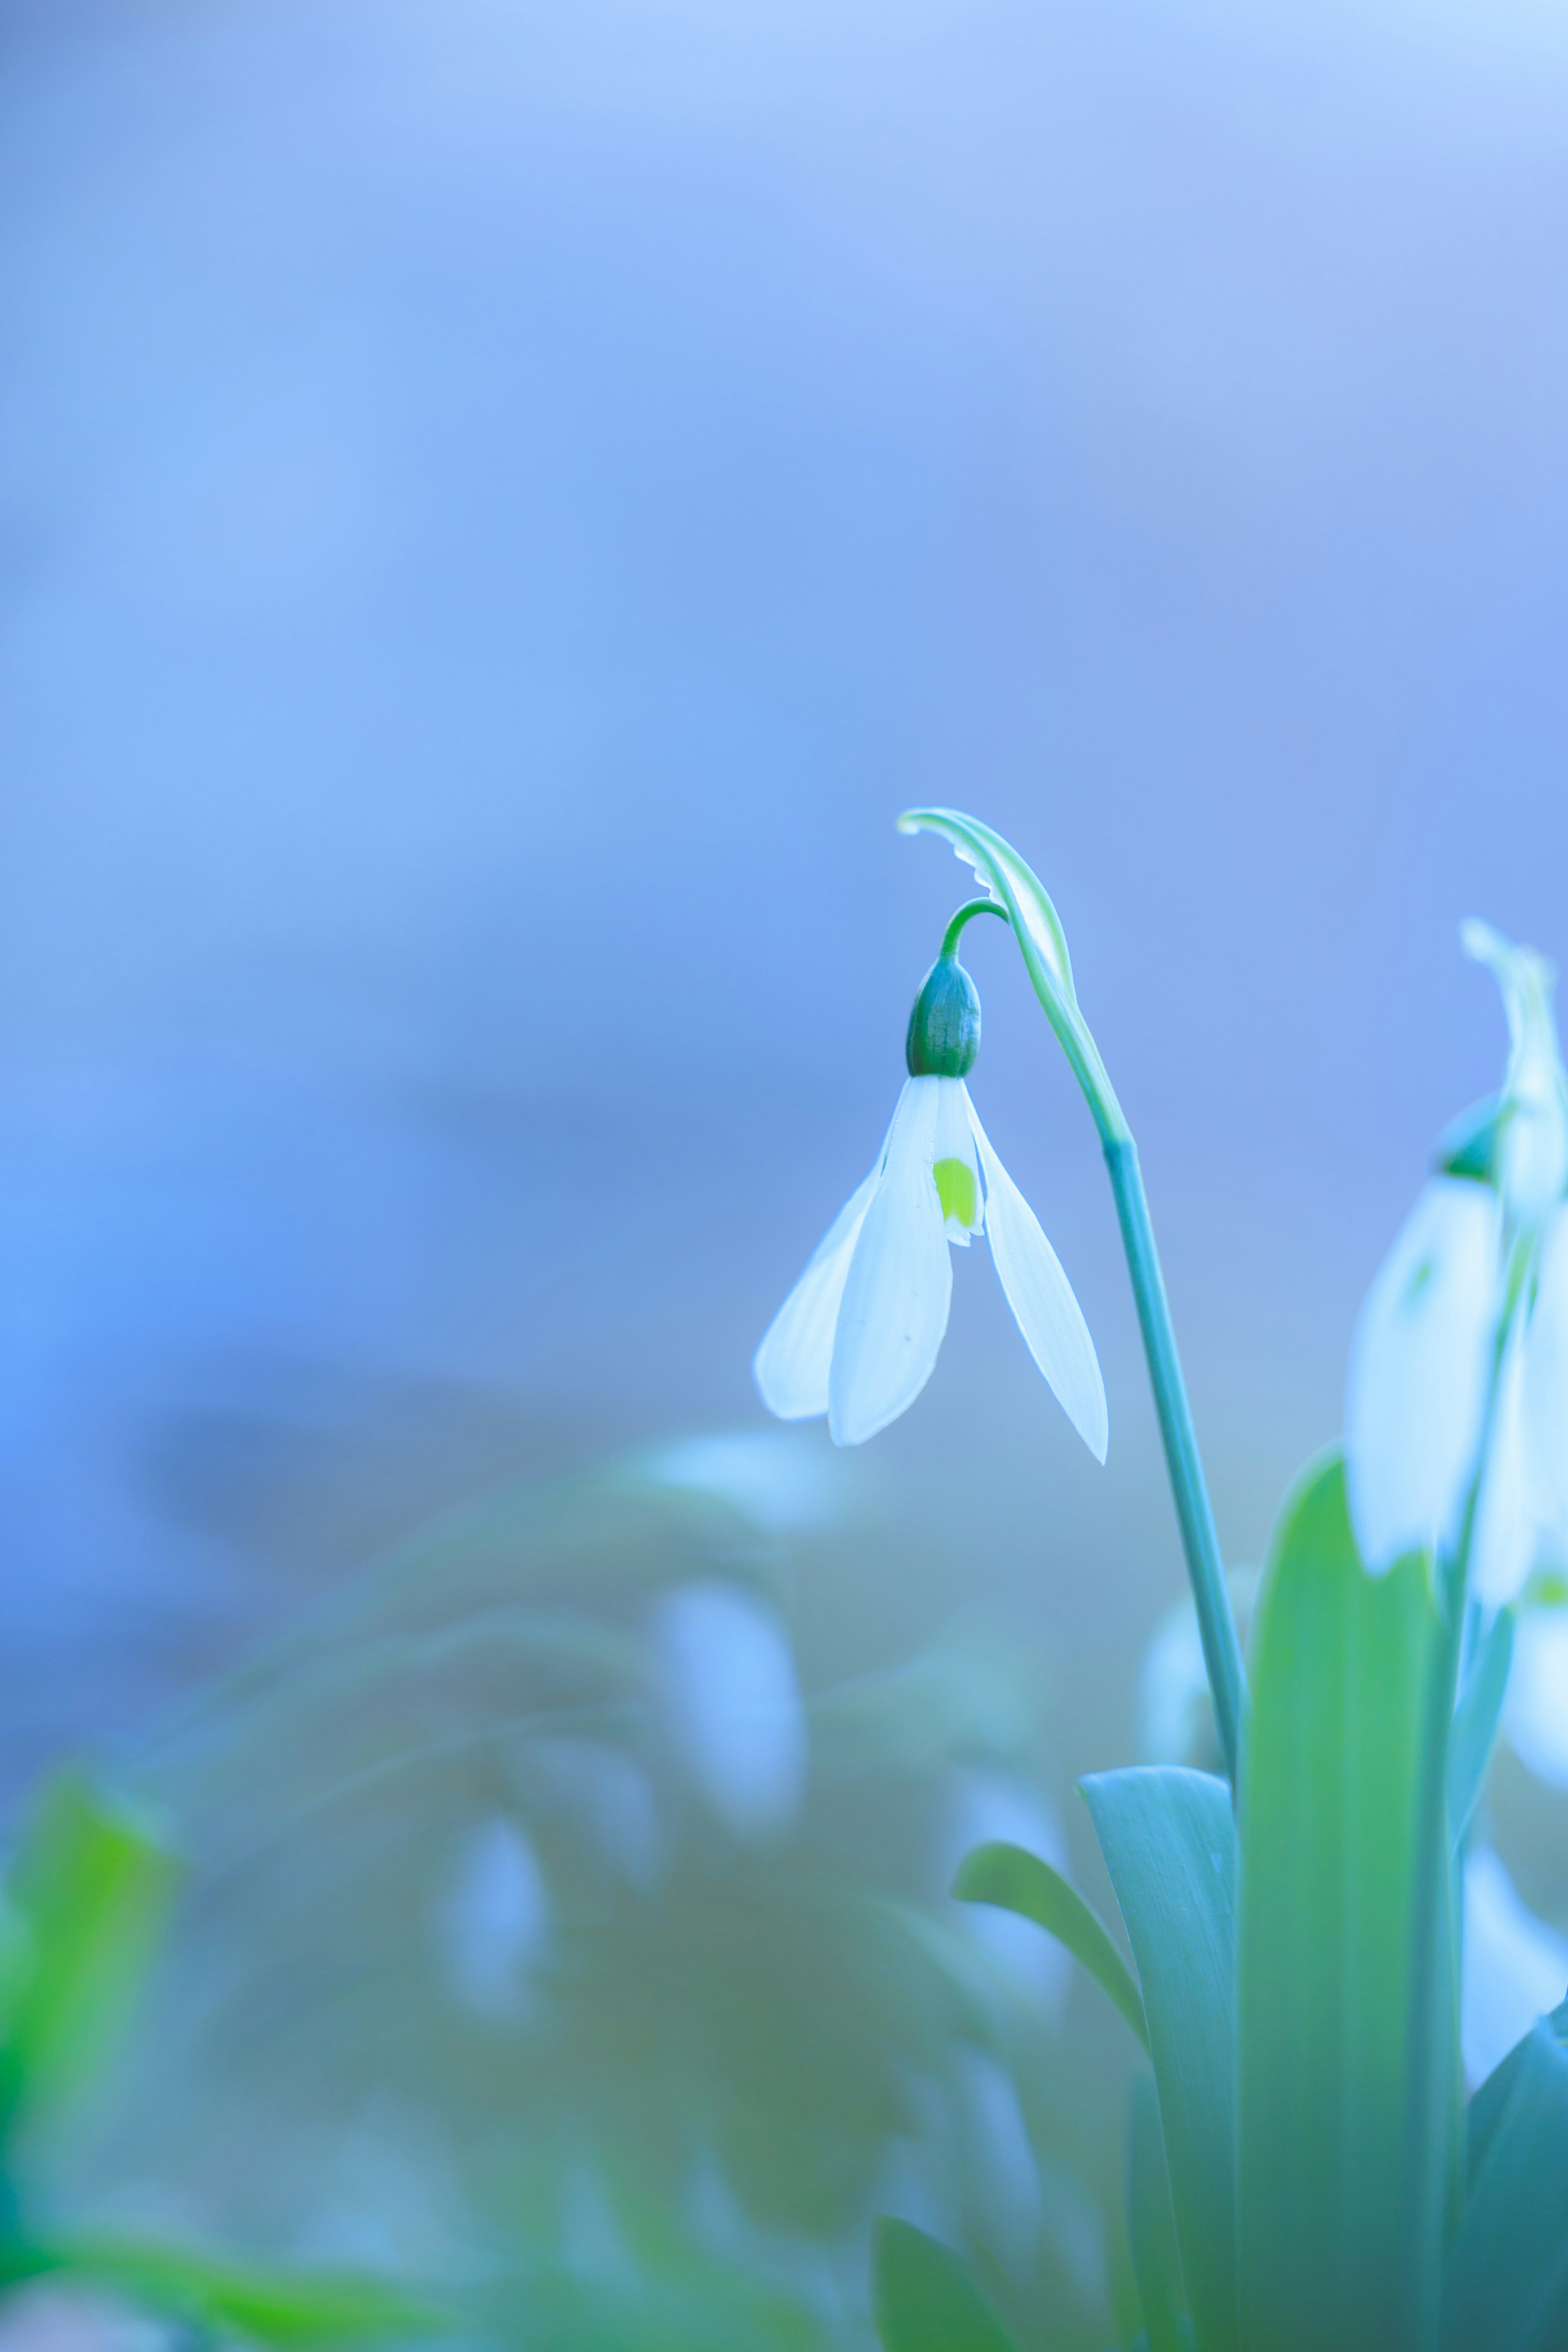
[
  {"xmin": 49, "ymin": 2236, "xmax": 443, "ymax": 2348},
  {"xmin": 1442, "ymin": 2022, "xmax": 1568, "ymax": 2352},
  {"xmin": 1080, "ymin": 1768, "xmax": 1236, "ymax": 2352},
  {"xmin": 872, "ymin": 2218, "xmax": 1018, "ymax": 2352},
  {"xmin": 1237, "ymin": 1451, "xmax": 1448, "ymax": 2352},
  {"xmin": 954, "ymin": 1840, "xmax": 1149, "ymax": 2051},
  {"xmin": 0, "ymin": 1774, "xmax": 175, "ymax": 2136},
  {"xmin": 1126, "ymin": 2069, "xmax": 1189, "ymax": 2352},
  {"xmin": 1447, "ymin": 1606, "xmax": 1513, "ymax": 1847},
  {"xmin": 898, "ymin": 810, "xmax": 1125, "ymax": 1135}
]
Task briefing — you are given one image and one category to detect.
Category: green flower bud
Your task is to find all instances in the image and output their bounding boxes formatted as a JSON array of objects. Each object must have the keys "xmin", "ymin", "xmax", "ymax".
[{"xmin": 905, "ymin": 955, "xmax": 981, "ymax": 1079}]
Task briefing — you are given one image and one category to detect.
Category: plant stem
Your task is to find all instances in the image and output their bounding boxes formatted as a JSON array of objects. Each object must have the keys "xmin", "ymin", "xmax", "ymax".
[
  {"xmin": 1104, "ymin": 1136, "xmax": 1247, "ymax": 1788},
  {"xmin": 940, "ymin": 898, "xmax": 1011, "ymax": 959}
]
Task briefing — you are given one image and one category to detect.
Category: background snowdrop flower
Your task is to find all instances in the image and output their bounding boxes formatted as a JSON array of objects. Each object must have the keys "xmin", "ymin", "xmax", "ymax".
[
  {"xmin": 1346, "ymin": 920, "xmax": 1568, "ymax": 1599},
  {"xmin": 1461, "ymin": 1843, "xmax": 1568, "ymax": 2088},
  {"xmin": 753, "ymin": 938, "xmax": 1106, "ymax": 1456},
  {"xmin": 1345, "ymin": 1175, "xmax": 1501, "ymax": 1572},
  {"xmin": 1461, "ymin": 920, "xmax": 1568, "ymax": 1231},
  {"xmin": 1503, "ymin": 1602, "xmax": 1568, "ymax": 1789},
  {"xmin": 650, "ymin": 1578, "xmax": 807, "ymax": 1841}
]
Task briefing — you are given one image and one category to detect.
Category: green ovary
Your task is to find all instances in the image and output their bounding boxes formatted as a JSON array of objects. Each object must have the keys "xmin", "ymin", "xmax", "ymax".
[{"xmin": 933, "ymin": 1157, "xmax": 978, "ymax": 1229}]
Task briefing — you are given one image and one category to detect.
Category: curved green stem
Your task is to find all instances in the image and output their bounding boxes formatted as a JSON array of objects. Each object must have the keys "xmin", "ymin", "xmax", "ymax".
[
  {"xmin": 1105, "ymin": 1138, "xmax": 1247, "ymax": 1788},
  {"xmin": 940, "ymin": 898, "xmax": 1011, "ymax": 960}
]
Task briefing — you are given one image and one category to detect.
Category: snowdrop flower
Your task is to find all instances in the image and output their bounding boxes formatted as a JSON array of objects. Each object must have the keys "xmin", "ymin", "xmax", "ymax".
[
  {"xmin": 1502, "ymin": 1602, "xmax": 1568, "ymax": 1789},
  {"xmin": 1461, "ymin": 1843, "xmax": 1568, "ymax": 2088},
  {"xmin": 650, "ymin": 1579, "xmax": 807, "ymax": 1840},
  {"xmin": 753, "ymin": 932, "xmax": 1106, "ymax": 1454},
  {"xmin": 1346, "ymin": 922, "xmax": 1568, "ymax": 1602}
]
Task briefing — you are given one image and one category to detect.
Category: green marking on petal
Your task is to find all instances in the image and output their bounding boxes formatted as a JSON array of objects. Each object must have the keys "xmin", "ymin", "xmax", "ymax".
[{"xmin": 933, "ymin": 1157, "xmax": 978, "ymax": 1230}]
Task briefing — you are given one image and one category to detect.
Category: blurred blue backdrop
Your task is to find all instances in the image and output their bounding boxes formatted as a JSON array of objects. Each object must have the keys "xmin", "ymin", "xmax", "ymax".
[{"xmin": 4, "ymin": 0, "xmax": 1568, "ymax": 1794}]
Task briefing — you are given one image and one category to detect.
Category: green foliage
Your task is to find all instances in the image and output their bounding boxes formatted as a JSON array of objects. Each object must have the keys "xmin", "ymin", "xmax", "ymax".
[
  {"xmin": 36, "ymin": 2237, "xmax": 440, "ymax": 2347},
  {"xmin": 1237, "ymin": 1452, "xmax": 1448, "ymax": 2352},
  {"xmin": 1079, "ymin": 1770, "xmax": 1236, "ymax": 2352},
  {"xmin": 1124, "ymin": 2072, "xmax": 1188, "ymax": 2352},
  {"xmin": 1443, "ymin": 2016, "xmax": 1568, "ymax": 2352},
  {"xmin": 0, "ymin": 1773, "xmax": 175, "ymax": 2140},
  {"xmin": 872, "ymin": 2218, "xmax": 1019, "ymax": 2352},
  {"xmin": 0, "ymin": 1773, "xmax": 439, "ymax": 2350},
  {"xmin": 953, "ymin": 1842, "xmax": 1148, "ymax": 2051}
]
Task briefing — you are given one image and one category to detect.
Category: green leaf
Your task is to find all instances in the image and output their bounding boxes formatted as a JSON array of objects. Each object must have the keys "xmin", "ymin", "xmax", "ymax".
[
  {"xmin": 1447, "ymin": 1606, "xmax": 1513, "ymax": 1848},
  {"xmin": 1126, "ymin": 2069, "xmax": 1190, "ymax": 2352},
  {"xmin": 1079, "ymin": 1768, "xmax": 1236, "ymax": 2352},
  {"xmin": 897, "ymin": 809, "xmax": 1125, "ymax": 1136},
  {"xmin": 954, "ymin": 1840, "xmax": 1149, "ymax": 2051},
  {"xmin": 49, "ymin": 2236, "xmax": 444, "ymax": 2348},
  {"xmin": 1442, "ymin": 2022, "xmax": 1568, "ymax": 2352},
  {"xmin": 0, "ymin": 1773, "xmax": 176, "ymax": 2136},
  {"xmin": 1237, "ymin": 1450, "xmax": 1448, "ymax": 2352},
  {"xmin": 871, "ymin": 2218, "xmax": 1018, "ymax": 2352},
  {"xmin": 1461, "ymin": 1994, "xmax": 1568, "ymax": 2201}
]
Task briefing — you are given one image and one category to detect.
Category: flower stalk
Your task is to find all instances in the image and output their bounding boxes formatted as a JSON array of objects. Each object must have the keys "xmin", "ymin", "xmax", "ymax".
[{"xmin": 1104, "ymin": 1134, "xmax": 1247, "ymax": 1786}]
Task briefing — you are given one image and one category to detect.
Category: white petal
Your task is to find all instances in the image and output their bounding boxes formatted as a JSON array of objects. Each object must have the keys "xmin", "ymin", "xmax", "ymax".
[
  {"xmin": 1504, "ymin": 1607, "xmax": 1568, "ymax": 1789},
  {"xmin": 1461, "ymin": 1844, "xmax": 1568, "ymax": 2088},
  {"xmin": 1461, "ymin": 919, "xmax": 1568, "ymax": 1225},
  {"xmin": 966, "ymin": 1093, "xmax": 1107, "ymax": 1462},
  {"xmin": 753, "ymin": 1102, "xmax": 898, "ymax": 1419},
  {"xmin": 438, "ymin": 1816, "xmax": 550, "ymax": 2020},
  {"xmin": 1472, "ymin": 1322, "xmax": 1536, "ymax": 1608},
  {"xmin": 1520, "ymin": 1207, "xmax": 1568, "ymax": 1559},
  {"xmin": 828, "ymin": 1077, "xmax": 950, "ymax": 1445},
  {"xmin": 1345, "ymin": 1178, "xmax": 1501, "ymax": 1573}
]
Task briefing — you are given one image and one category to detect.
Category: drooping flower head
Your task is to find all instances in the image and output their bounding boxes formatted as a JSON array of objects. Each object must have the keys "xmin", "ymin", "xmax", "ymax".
[
  {"xmin": 754, "ymin": 918, "xmax": 1106, "ymax": 1456},
  {"xmin": 1346, "ymin": 921, "xmax": 1568, "ymax": 1603}
]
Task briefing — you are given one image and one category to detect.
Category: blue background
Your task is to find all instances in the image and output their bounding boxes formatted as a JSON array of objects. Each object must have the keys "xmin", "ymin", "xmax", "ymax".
[{"xmin": 5, "ymin": 0, "xmax": 1568, "ymax": 1789}]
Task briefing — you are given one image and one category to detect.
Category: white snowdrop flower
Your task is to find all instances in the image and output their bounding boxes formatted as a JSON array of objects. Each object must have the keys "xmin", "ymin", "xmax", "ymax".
[
  {"xmin": 1346, "ymin": 922, "xmax": 1568, "ymax": 1601},
  {"xmin": 1461, "ymin": 1844, "xmax": 1568, "ymax": 2088},
  {"xmin": 1461, "ymin": 919, "xmax": 1568, "ymax": 1230},
  {"xmin": 753, "ymin": 943, "xmax": 1106, "ymax": 1456},
  {"xmin": 650, "ymin": 1579, "xmax": 808, "ymax": 1840},
  {"xmin": 1503, "ymin": 1604, "xmax": 1568, "ymax": 1789},
  {"xmin": 438, "ymin": 1814, "xmax": 550, "ymax": 2021}
]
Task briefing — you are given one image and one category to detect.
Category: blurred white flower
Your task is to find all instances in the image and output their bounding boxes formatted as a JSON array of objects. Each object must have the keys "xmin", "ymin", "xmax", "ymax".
[
  {"xmin": 1462, "ymin": 1844, "xmax": 1568, "ymax": 2088},
  {"xmin": 754, "ymin": 1075, "xmax": 1105, "ymax": 1455},
  {"xmin": 955, "ymin": 2050, "xmax": 1043, "ymax": 2274},
  {"xmin": 1138, "ymin": 1572, "xmax": 1258, "ymax": 1764},
  {"xmin": 1503, "ymin": 1604, "xmax": 1568, "ymax": 1788},
  {"xmin": 528, "ymin": 1736, "xmax": 663, "ymax": 1889},
  {"xmin": 650, "ymin": 1579, "xmax": 808, "ymax": 1840},
  {"xmin": 1346, "ymin": 923, "xmax": 1568, "ymax": 1602},
  {"xmin": 438, "ymin": 1814, "xmax": 550, "ymax": 2021}
]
